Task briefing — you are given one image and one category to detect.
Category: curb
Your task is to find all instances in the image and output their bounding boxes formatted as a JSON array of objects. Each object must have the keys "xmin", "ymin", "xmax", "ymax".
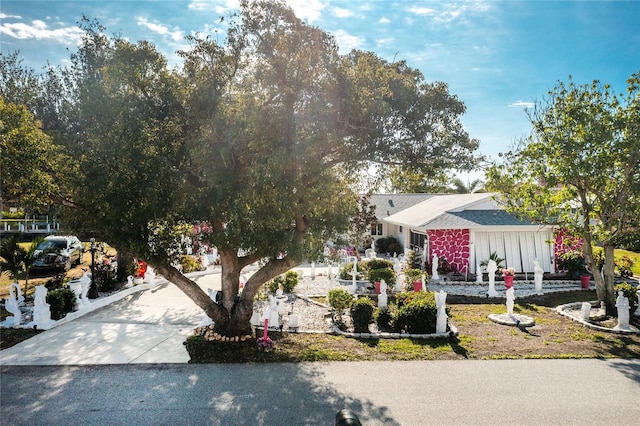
[{"xmin": 556, "ymin": 301, "xmax": 640, "ymax": 335}]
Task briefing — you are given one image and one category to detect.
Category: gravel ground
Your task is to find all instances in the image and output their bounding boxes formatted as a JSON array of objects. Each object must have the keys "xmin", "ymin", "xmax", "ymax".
[{"xmin": 253, "ymin": 274, "xmax": 607, "ymax": 333}]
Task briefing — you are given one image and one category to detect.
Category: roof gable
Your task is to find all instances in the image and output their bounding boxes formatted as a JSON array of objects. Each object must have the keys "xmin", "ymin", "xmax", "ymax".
[{"xmin": 383, "ymin": 193, "xmax": 496, "ymax": 228}]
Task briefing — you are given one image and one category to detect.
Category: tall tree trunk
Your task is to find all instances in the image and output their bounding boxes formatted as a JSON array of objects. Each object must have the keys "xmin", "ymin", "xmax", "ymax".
[
  {"xmin": 116, "ymin": 251, "xmax": 134, "ymax": 282},
  {"xmin": 602, "ymin": 244, "xmax": 616, "ymax": 314}
]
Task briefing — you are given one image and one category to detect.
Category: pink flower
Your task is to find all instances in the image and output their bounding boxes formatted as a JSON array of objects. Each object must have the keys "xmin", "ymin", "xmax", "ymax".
[{"xmin": 501, "ymin": 267, "xmax": 515, "ymax": 277}]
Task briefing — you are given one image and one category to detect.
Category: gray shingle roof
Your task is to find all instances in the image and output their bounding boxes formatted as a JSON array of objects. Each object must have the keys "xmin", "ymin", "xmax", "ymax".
[
  {"xmin": 424, "ymin": 210, "xmax": 537, "ymax": 229},
  {"xmin": 369, "ymin": 194, "xmax": 434, "ymax": 219}
]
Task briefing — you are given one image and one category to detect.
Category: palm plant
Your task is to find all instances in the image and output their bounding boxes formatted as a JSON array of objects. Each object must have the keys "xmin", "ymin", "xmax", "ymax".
[
  {"xmin": 449, "ymin": 177, "xmax": 485, "ymax": 194},
  {"xmin": 21, "ymin": 237, "xmax": 44, "ymax": 296},
  {"xmin": 0, "ymin": 235, "xmax": 27, "ymax": 285}
]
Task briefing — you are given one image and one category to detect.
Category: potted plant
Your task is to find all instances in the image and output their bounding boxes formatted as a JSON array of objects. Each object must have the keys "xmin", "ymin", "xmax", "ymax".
[
  {"xmin": 560, "ymin": 251, "xmax": 590, "ymax": 288},
  {"xmin": 403, "ymin": 268, "xmax": 425, "ymax": 292},
  {"xmin": 501, "ymin": 267, "xmax": 515, "ymax": 288}
]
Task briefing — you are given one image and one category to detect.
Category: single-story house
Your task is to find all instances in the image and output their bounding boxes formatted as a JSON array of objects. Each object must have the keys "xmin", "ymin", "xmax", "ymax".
[{"xmin": 369, "ymin": 193, "xmax": 556, "ymax": 274}]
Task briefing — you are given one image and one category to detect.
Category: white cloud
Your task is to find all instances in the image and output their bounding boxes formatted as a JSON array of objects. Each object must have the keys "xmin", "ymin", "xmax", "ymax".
[
  {"xmin": 379, "ymin": 17, "xmax": 390, "ymax": 24},
  {"xmin": 189, "ymin": 0, "xmax": 239, "ymax": 13},
  {"xmin": 332, "ymin": 29, "xmax": 363, "ymax": 52},
  {"xmin": 333, "ymin": 7, "xmax": 354, "ymax": 18},
  {"xmin": 137, "ymin": 17, "xmax": 184, "ymax": 42},
  {"xmin": 509, "ymin": 100, "xmax": 535, "ymax": 108},
  {"xmin": 376, "ymin": 37, "xmax": 395, "ymax": 48},
  {"xmin": 287, "ymin": 0, "xmax": 325, "ymax": 23},
  {"xmin": 408, "ymin": 6, "xmax": 435, "ymax": 16},
  {"xmin": 0, "ymin": 13, "xmax": 22, "ymax": 19},
  {"xmin": 0, "ymin": 19, "xmax": 83, "ymax": 44}
]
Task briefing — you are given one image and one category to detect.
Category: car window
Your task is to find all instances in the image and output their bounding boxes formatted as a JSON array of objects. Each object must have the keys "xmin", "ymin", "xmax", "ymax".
[{"xmin": 39, "ymin": 240, "xmax": 67, "ymax": 250}]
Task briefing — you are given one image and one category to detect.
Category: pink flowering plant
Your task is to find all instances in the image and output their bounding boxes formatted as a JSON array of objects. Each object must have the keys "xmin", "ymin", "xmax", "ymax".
[
  {"xmin": 501, "ymin": 267, "xmax": 515, "ymax": 277},
  {"xmin": 256, "ymin": 336, "xmax": 275, "ymax": 352}
]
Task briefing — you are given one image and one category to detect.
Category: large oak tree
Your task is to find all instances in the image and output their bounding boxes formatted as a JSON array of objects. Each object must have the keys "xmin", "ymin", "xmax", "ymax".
[{"xmin": 7, "ymin": 1, "xmax": 480, "ymax": 337}]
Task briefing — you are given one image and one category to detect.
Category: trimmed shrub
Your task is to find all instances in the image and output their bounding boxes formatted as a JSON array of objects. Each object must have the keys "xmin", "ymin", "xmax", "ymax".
[
  {"xmin": 328, "ymin": 288, "xmax": 353, "ymax": 328},
  {"xmin": 368, "ymin": 267, "xmax": 395, "ymax": 287},
  {"xmin": 350, "ymin": 297, "xmax": 375, "ymax": 333},
  {"xmin": 45, "ymin": 273, "xmax": 66, "ymax": 291},
  {"xmin": 375, "ymin": 306, "xmax": 393, "ymax": 331},
  {"xmin": 392, "ymin": 291, "xmax": 439, "ymax": 334},
  {"xmin": 180, "ymin": 255, "xmax": 205, "ymax": 273},
  {"xmin": 366, "ymin": 259, "xmax": 394, "ymax": 271},
  {"xmin": 267, "ymin": 270, "xmax": 299, "ymax": 293},
  {"xmin": 375, "ymin": 236, "xmax": 400, "ymax": 255},
  {"xmin": 46, "ymin": 288, "xmax": 77, "ymax": 320},
  {"xmin": 615, "ymin": 256, "xmax": 634, "ymax": 278}
]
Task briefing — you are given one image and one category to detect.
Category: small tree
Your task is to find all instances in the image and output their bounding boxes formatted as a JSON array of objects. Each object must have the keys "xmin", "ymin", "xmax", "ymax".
[{"xmin": 487, "ymin": 73, "xmax": 640, "ymax": 312}]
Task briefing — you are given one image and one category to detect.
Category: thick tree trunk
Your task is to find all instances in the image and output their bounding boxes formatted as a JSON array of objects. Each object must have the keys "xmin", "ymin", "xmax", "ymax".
[
  {"xmin": 216, "ymin": 249, "xmax": 300, "ymax": 337},
  {"xmin": 155, "ymin": 264, "xmax": 225, "ymax": 322},
  {"xmin": 155, "ymin": 249, "xmax": 302, "ymax": 337},
  {"xmin": 582, "ymin": 229, "xmax": 616, "ymax": 314}
]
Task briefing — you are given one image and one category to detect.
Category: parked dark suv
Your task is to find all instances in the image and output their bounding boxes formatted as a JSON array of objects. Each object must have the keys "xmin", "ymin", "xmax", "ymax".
[{"xmin": 30, "ymin": 235, "xmax": 84, "ymax": 273}]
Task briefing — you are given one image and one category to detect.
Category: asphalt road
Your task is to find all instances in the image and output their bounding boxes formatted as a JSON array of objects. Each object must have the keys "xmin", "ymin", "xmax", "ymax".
[{"xmin": 2, "ymin": 359, "xmax": 639, "ymax": 425}]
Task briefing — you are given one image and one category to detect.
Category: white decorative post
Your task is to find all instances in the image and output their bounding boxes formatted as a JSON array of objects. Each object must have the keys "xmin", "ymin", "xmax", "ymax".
[
  {"xmin": 486, "ymin": 259, "xmax": 499, "ymax": 297},
  {"xmin": 378, "ymin": 280, "xmax": 388, "ymax": 309},
  {"xmin": 268, "ymin": 295, "xmax": 279, "ymax": 329},
  {"xmin": 67, "ymin": 279, "xmax": 83, "ymax": 307},
  {"xmin": 250, "ymin": 310, "xmax": 261, "ymax": 327},
  {"xmin": 581, "ymin": 302, "xmax": 592, "ymax": 321},
  {"xmin": 2, "ymin": 286, "xmax": 22, "ymax": 327},
  {"xmin": 288, "ymin": 313, "xmax": 299, "ymax": 331},
  {"xmin": 393, "ymin": 259, "xmax": 403, "ymax": 292},
  {"xmin": 476, "ymin": 264, "xmax": 483, "ymax": 283},
  {"xmin": 436, "ymin": 290, "xmax": 448, "ymax": 334},
  {"xmin": 615, "ymin": 291, "xmax": 631, "ymax": 330},
  {"xmin": 79, "ymin": 272, "xmax": 92, "ymax": 307},
  {"xmin": 506, "ymin": 287, "xmax": 515, "ymax": 316},
  {"xmin": 431, "ymin": 254, "xmax": 440, "ymax": 282},
  {"xmin": 348, "ymin": 257, "xmax": 358, "ymax": 295},
  {"xmin": 30, "ymin": 285, "xmax": 55, "ymax": 329},
  {"xmin": 9, "ymin": 283, "xmax": 24, "ymax": 306},
  {"xmin": 144, "ymin": 267, "xmax": 156, "ymax": 284},
  {"xmin": 534, "ymin": 260, "xmax": 544, "ymax": 295}
]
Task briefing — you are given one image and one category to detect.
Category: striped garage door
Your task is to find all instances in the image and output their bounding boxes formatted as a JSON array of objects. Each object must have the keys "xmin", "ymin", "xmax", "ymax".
[{"xmin": 474, "ymin": 231, "xmax": 554, "ymax": 273}]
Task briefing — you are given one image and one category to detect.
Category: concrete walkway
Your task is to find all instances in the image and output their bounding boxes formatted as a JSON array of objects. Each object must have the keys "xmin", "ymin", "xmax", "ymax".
[{"xmin": 0, "ymin": 272, "xmax": 222, "ymax": 365}]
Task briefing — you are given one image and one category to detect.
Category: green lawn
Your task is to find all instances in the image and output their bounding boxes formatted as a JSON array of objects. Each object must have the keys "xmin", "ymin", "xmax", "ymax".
[{"xmin": 616, "ymin": 249, "xmax": 640, "ymax": 276}]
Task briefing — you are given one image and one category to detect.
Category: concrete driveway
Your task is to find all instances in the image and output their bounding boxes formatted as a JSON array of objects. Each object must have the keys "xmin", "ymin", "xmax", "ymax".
[{"xmin": 0, "ymin": 272, "xmax": 221, "ymax": 365}]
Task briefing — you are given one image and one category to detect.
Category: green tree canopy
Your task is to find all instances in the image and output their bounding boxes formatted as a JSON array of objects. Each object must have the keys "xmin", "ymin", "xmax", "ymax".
[
  {"xmin": 10, "ymin": 1, "xmax": 481, "ymax": 337},
  {"xmin": 0, "ymin": 98, "xmax": 70, "ymax": 213},
  {"xmin": 487, "ymin": 73, "xmax": 640, "ymax": 310}
]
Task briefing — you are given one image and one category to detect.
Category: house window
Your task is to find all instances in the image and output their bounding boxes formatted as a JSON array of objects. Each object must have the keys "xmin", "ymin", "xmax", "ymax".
[
  {"xmin": 371, "ymin": 223, "xmax": 383, "ymax": 236},
  {"xmin": 399, "ymin": 226, "xmax": 403, "ymax": 232},
  {"xmin": 410, "ymin": 231, "xmax": 426, "ymax": 250}
]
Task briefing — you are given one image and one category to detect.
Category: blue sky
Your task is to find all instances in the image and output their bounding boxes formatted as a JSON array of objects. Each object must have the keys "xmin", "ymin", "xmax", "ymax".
[{"xmin": 1, "ymin": 1, "xmax": 639, "ymax": 179}]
